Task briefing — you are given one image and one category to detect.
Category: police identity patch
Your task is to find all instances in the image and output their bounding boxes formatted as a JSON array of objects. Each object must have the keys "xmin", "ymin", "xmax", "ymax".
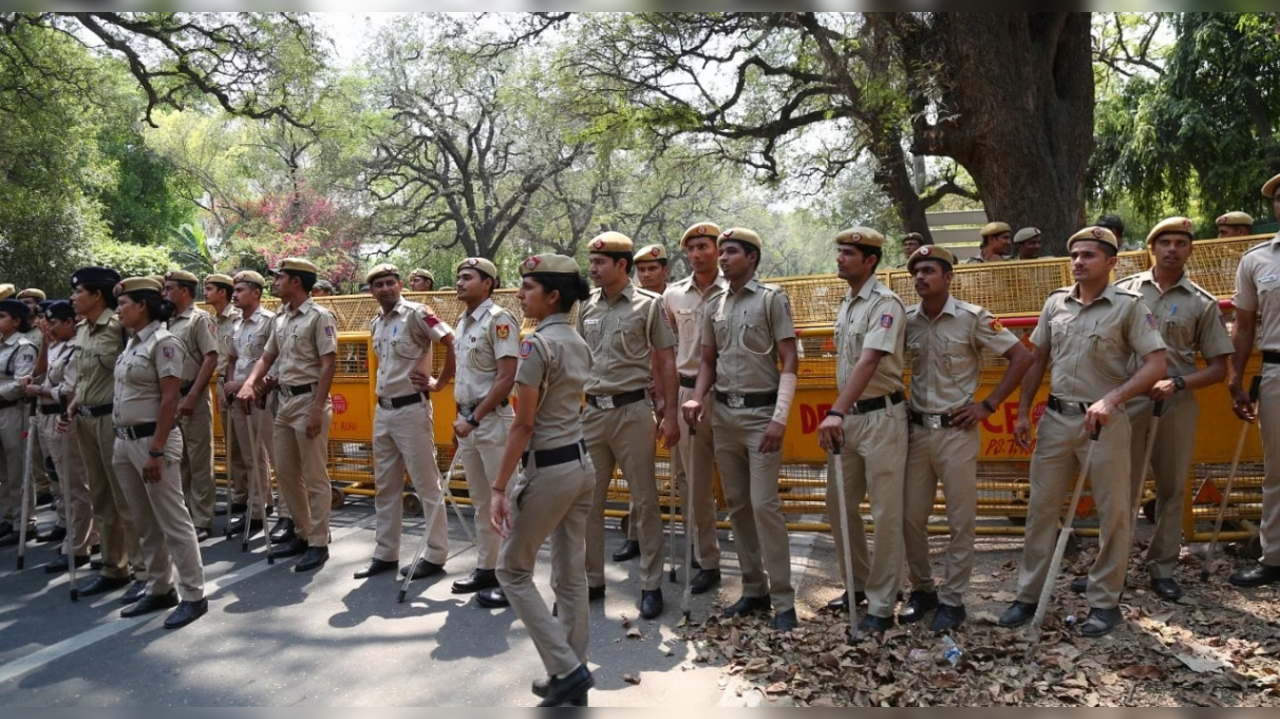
[
  {"xmin": 162, "ymin": 345, "xmax": 175, "ymax": 359},
  {"xmin": 1146, "ymin": 313, "xmax": 1158, "ymax": 330},
  {"xmin": 990, "ymin": 318, "xmax": 1004, "ymax": 332},
  {"xmin": 425, "ymin": 313, "xmax": 441, "ymax": 328},
  {"xmin": 519, "ymin": 340, "xmax": 534, "ymax": 359},
  {"xmin": 880, "ymin": 314, "xmax": 894, "ymax": 329},
  {"xmin": 324, "ymin": 326, "xmax": 335, "ymax": 337},
  {"xmin": 496, "ymin": 324, "xmax": 511, "ymax": 341}
]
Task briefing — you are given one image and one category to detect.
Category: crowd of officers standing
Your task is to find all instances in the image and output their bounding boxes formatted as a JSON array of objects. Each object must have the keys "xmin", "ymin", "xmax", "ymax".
[{"xmin": 2, "ymin": 172, "xmax": 1280, "ymax": 705}]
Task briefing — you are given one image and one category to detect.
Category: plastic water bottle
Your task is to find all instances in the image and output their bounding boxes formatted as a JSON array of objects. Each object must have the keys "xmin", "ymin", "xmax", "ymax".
[{"xmin": 941, "ymin": 635, "xmax": 962, "ymax": 667}]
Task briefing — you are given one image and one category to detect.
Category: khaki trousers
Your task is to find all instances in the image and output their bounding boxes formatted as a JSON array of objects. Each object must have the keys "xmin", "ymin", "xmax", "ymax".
[
  {"xmin": 1258, "ymin": 363, "xmax": 1280, "ymax": 566},
  {"xmin": 76, "ymin": 414, "xmax": 142, "ymax": 579},
  {"xmin": 456, "ymin": 409, "xmax": 512, "ymax": 570},
  {"xmin": 222, "ymin": 394, "xmax": 252, "ymax": 509},
  {"xmin": 38, "ymin": 414, "xmax": 94, "ymax": 556},
  {"xmin": 497, "ymin": 451, "xmax": 594, "ymax": 678},
  {"xmin": 178, "ymin": 388, "xmax": 215, "ymax": 529},
  {"xmin": 1127, "ymin": 392, "xmax": 1197, "ymax": 579},
  {"xmin": 31, "ymin": 427, "xmax": 51, "ymax": 501},
  {"xmin": 113, "ymin": 434, "xmax": 205, "ymax": 601},
  {"xmin": 903, "ymin": 422, "xmax": 978, "ymax": 607},
  {"xmin": 584, "ymin": 401, "xmax": 663, "ymax": 591},
  {"xmin": 273, "ymin": 393, "xmax": 332, "ymax": 547},
  {"xmin": 829, "ymin": 403, "xmax": 908, "ymax": 618},
  {"xmin": 0, "ymin": 406, "xmax": 32, "ymax": 524},
  {"xmin": 229, "ymin": 403, "xmax": 275, "ymax": 520},
  {"xmin": 712, "ymin": 403, "xmax": 794, "ymax": 612},
  {"xmin": 1015, "ymin": 407, "xmax": 1133, "ymax": 609},
  {"xmin": 671, "ymin": 385, "xmax": 721, "ymax": 569},
  {"xmin": 372, "ymin": 401, "xmax": 446, "ymax": 563}
]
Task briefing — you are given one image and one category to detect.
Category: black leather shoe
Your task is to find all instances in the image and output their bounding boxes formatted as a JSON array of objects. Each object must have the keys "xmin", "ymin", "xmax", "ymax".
[
  {"xmin": 612, "ymin": 539, "xmax": 640, "ymax": 562},
  {"xmin": 532, "ymin": 676, "xmax": 589, "ymax": 705},
  {"xmin": 269, "ymin": 518, "xmax": 296, "ymax": 545},
  {"xmin": 0, "ymin": 523, "xmax": 34, "ymax": 546},
  {"xmin": 930, "ymin": 603, "xmax": 967, "ymax": 632},
  {"xmin": 1070, "ymin": 576, "xmax": 1088, "ymax": 594},
  {"xmin": 897, "ymin": 589, "xmax": 939, "ymax": 625},
  {"xmin": 997, "ymin": 601, "xmax": 1038, "ymax": 628},
  {"xmin": 856, "ymin": 613, "xmax": 894, "ymax": 635},
  {"xmin": 270, "ymin": 537, "xmax": 308, "ymax": 559},
  {"xmin": 640, "ymin": 589, "xmax": 664, "ymax": 619},
  {"xmin": 225, "ymin": 516, "xmax": 264, "ymax": 539},
  {"xmin": 164, "ymin": 598, "xmax": 209, "ymax": 629},
  {"xmin": 474, "ymin": 587, "xmax": 510, "ymax": 608},
  {"xmin": 229, "ymin": 502, "xmax": 248, "ymax": 516},
  {"xmin": 770, "ymin": 608, "xmax": 799, "ymax": 632},
  {"xmin": 194, "ymin": 526, "xmax": 212, "ymax": 542},
  {"xmin": 1229, "ymin": 562, "xmax": 1280, "ymax": 588},
  {"xmin": 36, "ymin": 492, "xmax": 55, "ymax": 507},
  {"xmin": 77, "ymin": 574, "xmax": 131, "ymax": 597},
  {"xmin": 398, "ymin": 558, "xmax": 444, "ymax": 580},
  {"xmin": 1150, "ymin": 577, "xmax": 1183, "ymax": 601},
  {"xmin": 295, "ymin": 546, "xmax": 329, "ymax": 572},
  {"xmin": 121, "ymin": 589, "xmax": 179, "ymax": 618},
  {"xmin": 825, "ymin": 590, "xmax": 870, "ymax": 611},
  {"xmin": 536, "ymin": 664, "xmax": 594, "ymax": 707},
  {"xmin": 722, "ymin": 595, "xmax": 771, "ymax": 617},
  {"xmin": 353, "ymin": 558, "xmax": 399, "ymax": 579},
  {"xmin": 44, "ymin": 554, "xmax": 90, "ymax": 573},
  {"xmin": 37, "ymin": 525, "xmax": 67, "ymax": 543},
  {"xmin": 589, "ymin": 584, "xmax": 606, "ymax": 601},
  {"xmin": 690, "ymin": 568, "xmax": 721, "ymax": 595},
  {"xmin": 452, "ymin": 568, "xmax": 499, "ymax": 594},
  {"xmin": 120, "ymin": 579, "xmax": 149, "ymax": 605},
  {"xmin": 1079, "ymin": 606, "xmax": 1122, "ymax": 637}
]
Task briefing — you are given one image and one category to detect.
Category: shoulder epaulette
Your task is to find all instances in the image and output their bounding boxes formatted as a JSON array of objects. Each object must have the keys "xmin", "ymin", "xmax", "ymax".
[{"xmin": 1113, "ymin": 286, "xmax": 1143, "ymax": 300}]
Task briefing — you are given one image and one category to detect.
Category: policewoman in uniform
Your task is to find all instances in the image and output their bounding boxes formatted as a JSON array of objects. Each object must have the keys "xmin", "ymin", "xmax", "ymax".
[
  {"xmin": 490, "ymin": 254, "xmax": 596, "ymax": 707},
  {"xmin": 360, "ymin": 263, "xmax": 455, "ymax": 580},
  {"xmin": 0, "ymin": 299, "xmax": 38, "ymax": 543},
  {"xmin": 67, "ymin": 267, "xmax": 146, "ymax": 600},
  {"xmin": 450, "ymin": 257, "xmax": 518, "ymax": 599},
  {"xmin": 111, "ymin": 278, "xmax": 207, "ymax": 628},
  {"xmin": 999, "ymin": 227, "xmax": 1166, "ymax": 637},
  {"xmin": 683, "ymin": 227, "xmax": 801, "ymax": 632}
]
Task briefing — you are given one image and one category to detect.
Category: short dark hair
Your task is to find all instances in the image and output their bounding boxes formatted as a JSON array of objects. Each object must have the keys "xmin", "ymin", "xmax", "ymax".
[
  {"xmin": 282, "ymin": 270, "xmax": 317, "ymax": 293},
  {"xmin": 171, "ymin": 280, "xmax": 198, "ymax": 297},
  {"xmin": 528, "ymin": 273, "xmax": 591, "ymax": 314},
  {"xmin": 205, "ymin": 281, "xmax": 233, "ymax": 298},
  {"xmin": 722, "ymin": 240, "xmax": 761, "ymax": 269},
  {"xmin": 596, "ymin": 251, "xmax": 635, "ymax": 275}
]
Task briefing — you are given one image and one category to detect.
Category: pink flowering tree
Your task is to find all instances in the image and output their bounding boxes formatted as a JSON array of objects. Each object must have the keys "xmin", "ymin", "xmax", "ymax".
[{"xmin": 226, "ymin": 186, "xmax": 366, "ymax": 290}]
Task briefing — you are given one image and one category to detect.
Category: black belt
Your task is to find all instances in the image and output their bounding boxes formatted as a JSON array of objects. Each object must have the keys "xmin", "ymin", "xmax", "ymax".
[
  {"xmin": 114, "ymin": 422, "xmax": 157, "ymax": 441},
  {"xmin": 1264, "ymin": 351, "xmax": 1280, "ymax": 364},
  {"xmin": 521, "ymin": 439, "xmax": 586, "ymax": 469},
  {"xmin": 715, "ymin": 391, "xmax": 778, "ymax": 409},
  {"xmin": 909, "ymin": 410, "xmax": 957, "ymax": 429},
  {"xmin": 377, "ymin": 392, "xmax": 424, "ymax": 410},
  {"xmin": 850, "ymin": 390, "xmax": 905, "ymax": 415},
  {"xmin": 278, "ymin": 383, "xmax": 315, "ymax": 397},
  {"xmin": 457, "ymin": 398, "xmax": 510, "ymax": 416},
  {"xmin": 179, "ymin": 383, "xmax": 195, "ymax": 396},
  {"xmin": 78, "ymin": 402, "xmax": 113, "ymax": 418},
  {"xmin": 38, "ymin": 403, "xmax": 63, "ymax": 416},
  {"xmin": 679, "ymin": 375, "xmax": 697, "ymax": 389},
  {"xmin": 0, "ymin": 398, "xmax": 24, "ymax": 411},
  {"xmin": 1048, "ymin": 395, "xmax": 1091, "ymax": 416},
  {"xmin": 586, "ymin": 389, "xmax": 647, "ymax": 410}
]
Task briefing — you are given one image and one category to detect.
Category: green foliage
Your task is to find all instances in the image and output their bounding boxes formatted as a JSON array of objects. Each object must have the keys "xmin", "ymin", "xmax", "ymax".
[{"xmin": 86, "ymin": 238, "xmax": 173, "ymax": 279}]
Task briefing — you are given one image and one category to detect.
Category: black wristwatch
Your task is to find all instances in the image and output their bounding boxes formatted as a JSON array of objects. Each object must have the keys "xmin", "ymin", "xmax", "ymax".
[
  {"xmin": 466, "ymin": 414, "xmax": 480, "ymax": 428},
  {"xmin": 148, "ymin": 449, "xmax": 165, "ymax": 458},
  {"xmin": 1171, "ymin": 375, "xmax": 1186, "ymax": 392}
]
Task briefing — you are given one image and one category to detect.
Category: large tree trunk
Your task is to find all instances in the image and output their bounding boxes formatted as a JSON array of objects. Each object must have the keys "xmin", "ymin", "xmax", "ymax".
[{"xmin": 916, "ymin": 13, "xmax": 1095, "ymax": 256}]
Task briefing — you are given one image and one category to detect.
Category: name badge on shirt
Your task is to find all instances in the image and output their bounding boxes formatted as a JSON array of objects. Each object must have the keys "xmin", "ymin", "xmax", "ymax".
[{"xmin": 584, "ymin": 319, "xmax": 602, "ymax": 326}]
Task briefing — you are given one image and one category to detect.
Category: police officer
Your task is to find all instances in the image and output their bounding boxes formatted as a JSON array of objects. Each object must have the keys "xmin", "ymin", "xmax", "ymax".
[
  {"xmin": 999, "ymin": 227, "xmax": 1166, "ymax": 637},
  {"xmin": 899, "ymin": 246, "xmax": 1032, "ymax": 630},
  {"xmin": 310, "ymin": 279, "xmax": 336, "ymax": 298},
  {"xmin": 579, "ymin": 231, "xmax": 679, "ymax": 620},
  {"xmin": 449, "ymin": 258, "xmax": 518, "ymax": 600},
  {"xmin": 203, "ymin": 273, "xmax": 246, "ymax": 523},
  {"xmin": 408, "ymin": 269, "xmax": 435, "ymax": 293},
  {"xmin": 110, "ymin": 277, "xmax": 207, "ymax": 628},
  {"xmin": 0, "ymin": 299, "xmax": 38, "ymax": 544},
  {"xmin": 1096, "ymin": 214, "xmax": 1126, "ymax": 246},
  {"xmin": 67, "ymin": 267, "xmax": 146, "ymax": 601},
  {"xmin": 236, "ymin": 258, "xmax": 339, "ymax": 573},
  {"xmin": 663, "ymin": 222, "xmax": 729, "ymax": 594},
  {"xmin": 965, "ymin": 222, "xmax": 1012, "ymax": 264},
  {"xmin": 223, "ymin": 271, "xmax": 278, "ymax": 538},
  {"xmin": 1091, "ymin": 217, "xmax": 1232, "ymax": 601},
  {"xmin": 683, "ymin": 228, "xmax": 800, "ymax": 631},
  {"xmin": 900, "ymin": 232, "xmax": 925, "ymax": 266},
  {"xmin": 16, "ymin": 289, "xmax": 45, "ymax": 347},
  {"xmin": 1216, "ymin": 212, "xmax": 1255, "ymax": 239},
  {"xmin": 490, "ymin": 253, "xmax": 595, "ymax": 707},
  {"xmin": 358, "ymin": 263, "xmax": 455, "ymax": 580},
  {"xmin": 14, "ymin": 288, "xmax": 52, "ymax": 510},
  {"xmin": 1228, "ymin": 172, "xmax": 1280, "ymax": 587},
  {"xmin": 1014, "ymin": 228, "xmax": 1043, "ymax": 260},
  {"xmin": 815, "ymin": 228, "xmax": 909, "ymax": 637},
  {"xmin": 163, "ymin": 270, "xmax": 219, "ymax": 540}
]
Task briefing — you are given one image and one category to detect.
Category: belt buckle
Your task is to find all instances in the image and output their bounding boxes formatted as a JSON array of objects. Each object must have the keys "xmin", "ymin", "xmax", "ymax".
[
  {"xmin": 79, "ymin": 406, "xmax": 92, "ymax": 418},
  {"xmin": 726, "ymin": 394, "xmax": 745, "ymax": 409},
  {"xmin": 596, "ymin": 395, "xmax": 615, "ymax": 410},
  {"xmin": 925, "ymin": 414, "xmax": 942, "ymax": 430},
  {"xmin": 114, "ymin": 427, "xmax": 128, "ymax": 440},
  {"xmin": 378, "ymin": 397, "xmax": 392, "ymax": 410}
]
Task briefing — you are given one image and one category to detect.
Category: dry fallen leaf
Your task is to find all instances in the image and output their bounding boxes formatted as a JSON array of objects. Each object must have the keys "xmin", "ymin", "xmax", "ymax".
[
  {"xmin": 1119, "ymin": 665, "xmax": 1164, "ymax": 680},
  {"xmin": 623, "ymin": 674, "xmax": 641, "ymax": 685},
  {"xmin": 626, "ymin": 627, "xmax": 643, "ymax": 640}
]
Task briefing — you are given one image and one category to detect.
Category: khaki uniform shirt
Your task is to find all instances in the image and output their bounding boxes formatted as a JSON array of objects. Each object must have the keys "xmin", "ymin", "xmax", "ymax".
[
  {"xmin": 168, "ymin": 304, "xmax": 219, "ymax": 386},
  {"xmin": 22, "ymin": 328, "xmax": 42, "ymax": 352},
  {"xmin": 834, "ymin": 277, "xmax": 907, "ymax": 399},
  {"xmin": 371, "ymin": 297, "xmax": 452, "ymax": 399},
  {"xmin": 212, "ymin": 303, "xmax": 241, "ymax": 381},
  {"xmin": 231, "ymin": 306, "xmax": 276, "ymax": 382},
  {"xmin": 1115, "ymin": 271, "xmax": 1233, "ymax": 376},
  {"xmin": 577, "ymin": 284, "xmax": 675, "ymax": 396},
  {"xmin": 74, "ymin": 309, "xmax": 124, "ymax": 406},
  {"xmin": 702, "ymin": 279, "xmax": 796, "ymax": 395},
  {"xmin": 1233, "ymin": 234, "xmax": 1280, "ymax": 350},
  {"xmin": 517, "ymin": 313, "xmax": 591, "ymax": 450},
  {"xmin": 112, "ymin": 321, "xmax": 184, "ymax": 426},
  {"xmin": 454, "ymin": 299, "xmax": 519, "ymax": 406},
  {"xmin": 1029, "ymin": 284, "xmax": 1166, "ymax": 402},
  {"xmin": 906, "ymin": 296, "xmax": 1020, "ymax": 414},
  {"xmin": 0, "ymin": 333, "xmax": 37, "ymax": 402},
  {"xmin": 41, "ymin": 339, "xmax": 77, "ymax": 408},
  {"xmin": 664, "ymin": 273, "xmax": 729, "ymax": 378},
  {"xmin": 263, "ymin": 298, "xmax": 339, "ymax": 388}
]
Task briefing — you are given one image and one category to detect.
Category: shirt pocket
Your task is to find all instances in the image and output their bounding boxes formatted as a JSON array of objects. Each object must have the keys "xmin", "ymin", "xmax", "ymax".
[
  {"xmin": 121, "ymin": 354, "xmax": 154, "ymax": 385},
  {"xmin": 1087, "ymin": 323, "xmax": 1130, "ymax": 380},
  {"xmin": 941, "ymin": 341, "xmax": 974, "ymax": 380},
  {"xmin": 739, "ymin": 309, "xmax": 774, "ymax": 356},
  {"xmin": 393, "ymin": 336, "xmax": 422, "ymax": 361},
  {"xmin": 712, "ymin": 316, "xmax": 730, "ymax": 348},
  {"xmin": 616, "ymin": 312, "xmax": 650, "ymax": 360}
]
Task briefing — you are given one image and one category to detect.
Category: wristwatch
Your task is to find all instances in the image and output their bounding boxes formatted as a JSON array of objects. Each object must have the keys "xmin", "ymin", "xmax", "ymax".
[
  {"xmin": 1171, "ymin": 375, "xmax": 1186, "ymax": 392},
  {"xmin": 465, "ymin": 414, "xmax": 480, "ymax": 428}
]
